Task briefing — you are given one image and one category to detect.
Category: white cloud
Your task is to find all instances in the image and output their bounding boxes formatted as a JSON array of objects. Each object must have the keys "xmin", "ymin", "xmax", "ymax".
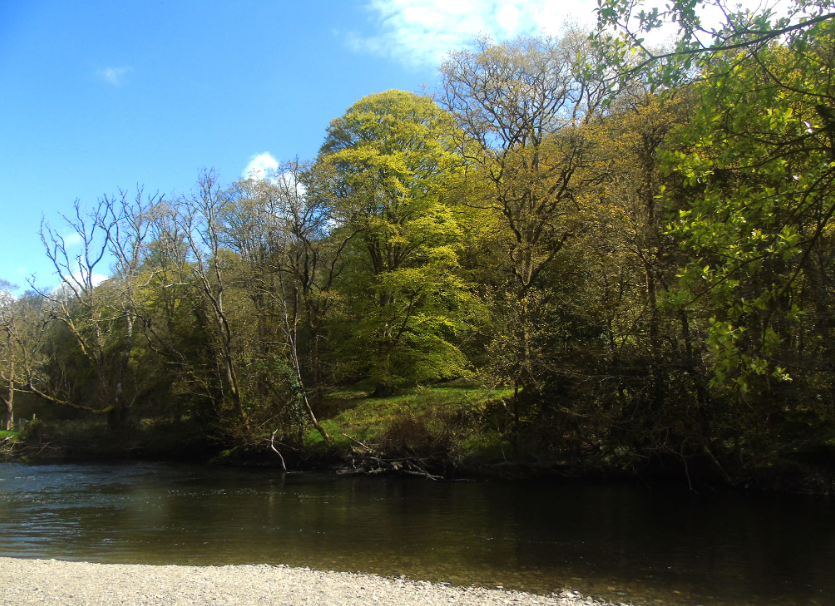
[
  {"xmin": 63, "ymin": 232, "xmax": 83, "ymax": 247},
  {"xmin": 52, "ymin": 272, "xmax": 108, "ymax": 296},
  {"xmin": 495, "ymin": 3, "xmax": 522, "ymax": 37},
  {"xmin": 96, "ymin": 66, "xmax": 131, "ymax": 86},
  {"xmin": 243, "ymin": 152, "xmax": 279, "ymax": 180},
  {"xmin": 89, "ymin": 273, "xmax": 108, "ymax": 287},
  {"xmin": 67, "ymin": 272, "xmax": 108, "ymax": 288},
  {"xmin": 0, "ymin": 280, "xmax": 18, "ymax": 306},
  {"xmin": 342, "ymin": 0, "xmax": 588, "ymax": 68},
  {"xmin": 344, "ymin": 0, "xmax": 795, "ymax": 68}
]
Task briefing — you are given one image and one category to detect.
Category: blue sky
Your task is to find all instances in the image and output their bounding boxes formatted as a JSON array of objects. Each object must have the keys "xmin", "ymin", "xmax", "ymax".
[{"xmin": 0, "ymin": 0, "xmax": 596, "ymax": 289}]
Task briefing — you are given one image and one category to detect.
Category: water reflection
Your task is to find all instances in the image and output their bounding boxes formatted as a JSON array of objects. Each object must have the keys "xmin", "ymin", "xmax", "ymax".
[{"xmin": 0, "ymin": 462, "xmax": 832, "ymax": 606}]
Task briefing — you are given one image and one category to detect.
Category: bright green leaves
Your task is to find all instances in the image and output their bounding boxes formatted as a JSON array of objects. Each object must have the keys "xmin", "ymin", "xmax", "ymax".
[
  {"xmin": 319, "ymin": 91, "xmax": 474, "ymax": 393},
  {"xmin": 321, "ymin": 90, "xmax": 458, "ymax": 218},
  {"xmin": 655, "ymin": 11, "xmax": 835, "ymax": 391}
]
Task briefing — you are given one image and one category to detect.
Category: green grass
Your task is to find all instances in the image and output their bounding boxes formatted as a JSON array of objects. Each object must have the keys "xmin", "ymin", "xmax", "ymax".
[
  {"xmin": 0, "ymin": 430, "xmax": 19, "ymax": 439},
  {"xmin": 305, "ymin": 383, "xmax": 514, "ymax": 456}
]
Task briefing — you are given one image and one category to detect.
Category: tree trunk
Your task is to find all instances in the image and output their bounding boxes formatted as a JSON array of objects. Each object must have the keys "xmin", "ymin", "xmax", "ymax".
[
  {"xmin": 373, "ymin": 383, "xmax": 393, "ymax": 398},
  {"xmin": 4, "ymin": 348, "xmax": 12, "ymax": 431}
]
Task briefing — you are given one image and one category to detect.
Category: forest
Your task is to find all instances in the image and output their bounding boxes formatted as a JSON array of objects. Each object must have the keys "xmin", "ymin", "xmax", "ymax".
[{"xmin": 2, "ymin": 0, "xmax": 835, "ymax": 490}]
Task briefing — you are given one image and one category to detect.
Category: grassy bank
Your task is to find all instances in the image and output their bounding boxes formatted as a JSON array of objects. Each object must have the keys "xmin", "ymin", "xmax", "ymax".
[{"xmin": 309, "ymin": 383, "xmax": 513, "ymax": 458}]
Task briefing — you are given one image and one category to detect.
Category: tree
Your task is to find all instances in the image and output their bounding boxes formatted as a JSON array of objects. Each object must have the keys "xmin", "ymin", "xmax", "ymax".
[
  {"xmin": 318, "ymin": 90, "xmax": 473, "ymax": 396},
  {"xmin": 25, "ymin": 200, "xmax": 128, "ymax": 424},
  {"xmin": 596, "ymin": 0, "xmax": 835, "ymax": 467},
  {"xmin": 222, "ymin": 163, "xmax": 338, "ymax": 441},
  {"xmin": 22, "ymin": 191, "xmax": 161, "ymax": 426},
  {"xmin": 439, "ymin": 34, "xmax": 607, "ymax": 405},
  {"xmin": 169, "ymin": 170, "xmax": 248, "ymax": 425},
  {"xmin": 594, "ymin": 0, "xmax": 835, "ymax": 88},
  {"xmin": 0, "ymin": 280, "xmax": 19, "ymax": 430},
  {"xmin": 100, "ymin": 188, "xmax": 159, "ymax": 425}
]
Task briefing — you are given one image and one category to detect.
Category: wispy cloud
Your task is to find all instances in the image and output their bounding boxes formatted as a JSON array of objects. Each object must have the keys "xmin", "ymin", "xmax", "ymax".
[
  {"xmin": 62, "ymin": 232, "xmax": 84, "ymax": 247},
  {"xmin": 243, "ymin": 152, "xmax": 279, "ymax": 180},
  {"xmin": 343, "ymin": 0, "xmax": 795, "ymax": 68},
  {"xmin": 96, "ymin": 66, "xmax": 132, "ymax": 86},
  {"xmin": 341, "ymin": 0, "xmax": 587, "ymax": 68},
  {"xmin": 49, "ymin": 272, "xmax": 109, "ymax": 298},
  {"xmin": 70, "ymin": 272, "xmax": 108, "ymax": 287}
]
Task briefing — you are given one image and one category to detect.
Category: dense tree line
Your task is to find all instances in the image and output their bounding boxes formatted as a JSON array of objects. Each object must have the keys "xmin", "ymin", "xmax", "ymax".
[{"xmin": 2, "ymin": 0, "xmax": 834, "ymax": 482}]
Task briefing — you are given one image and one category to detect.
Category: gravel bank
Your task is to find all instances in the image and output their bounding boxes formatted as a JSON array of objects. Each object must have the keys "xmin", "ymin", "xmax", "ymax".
[{"xmin": 0, "ymin": 558, "xmax": 618, "ymax": 606}]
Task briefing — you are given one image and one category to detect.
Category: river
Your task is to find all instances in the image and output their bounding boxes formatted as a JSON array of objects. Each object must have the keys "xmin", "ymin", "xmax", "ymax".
[{"xmin": 0, "ymin": 462, "xmax": 832, "ymax": 605}]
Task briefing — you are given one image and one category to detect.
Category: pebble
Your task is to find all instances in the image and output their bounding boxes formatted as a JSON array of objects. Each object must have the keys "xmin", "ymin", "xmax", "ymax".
[{"xmin": 0, "ymin": 558, "xmax": 620, "ymax": 606}]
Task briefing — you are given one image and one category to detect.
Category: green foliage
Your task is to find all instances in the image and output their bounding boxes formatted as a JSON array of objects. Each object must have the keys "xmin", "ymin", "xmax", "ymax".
[
  {"xmin": 309, "ymin": 384, "xmax": 514, "ymax": 457},
  {"xmin": 319, "ymin": 91, "xmax": 476, "ymax": 393},
  {"xmin": 660, "ymin": 10, "xmax": 835, "ymax": 391}
]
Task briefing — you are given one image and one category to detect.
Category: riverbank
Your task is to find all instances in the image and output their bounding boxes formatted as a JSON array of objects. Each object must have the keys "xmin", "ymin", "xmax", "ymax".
[
  {"xmin": 0, "ymin": 558, "xmax": 617, "ymax": 606},
  {"xmin": 7, "ymin": 382, "xmax": 835, "ymax": 495}
]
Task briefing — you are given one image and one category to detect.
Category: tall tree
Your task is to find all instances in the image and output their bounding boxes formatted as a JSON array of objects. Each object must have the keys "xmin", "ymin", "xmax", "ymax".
[
  {"xmin": 0, "ymin": 280, "xmax": 19, "ymax": 430},
  {"xmin": 29, "ymin": 202, "xmax": 122, "ymax": 424},
  {"xmin": 319, "ymin": 90, "xmax": 472, "ymax": 396},
  {"xmin": 439, "ymin": 34, "xmax": 607, "ymax": 404},
  {"xmin": 223, "ymin": 163, "xmax": 338, "ymax": 441},
  {"xmin": 597, "ymin": 0, "xmax": 835, "ymax": 467},
  {"xmin": 171, "ymin": 170, "xmax": 248, "ymax": 425}
]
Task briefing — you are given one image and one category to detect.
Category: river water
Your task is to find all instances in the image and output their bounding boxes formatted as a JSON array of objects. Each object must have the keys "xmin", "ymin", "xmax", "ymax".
[{"xmin": 0, "ymin": 462, "xmax": 832, "ymax": 605}]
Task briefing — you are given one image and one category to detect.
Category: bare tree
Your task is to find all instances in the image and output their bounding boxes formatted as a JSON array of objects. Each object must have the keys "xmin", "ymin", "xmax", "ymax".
[
  {"xmin": 223, "ymin": 161, "xmax": 351, "ymax": 441},
  {"xmin": 27, "ymin": 190, "xmax": 160, "ymax": 426},
  {"xmin": 173, "ymin": 170, "xmax": 247, "ymax": 424},
  {"xmin": 0, "ymin": 280, "xmax": 18, "ymax": 430},
  {"xmin": 28, "ymin": 200, "xmax": 117, "ymax": 419}
]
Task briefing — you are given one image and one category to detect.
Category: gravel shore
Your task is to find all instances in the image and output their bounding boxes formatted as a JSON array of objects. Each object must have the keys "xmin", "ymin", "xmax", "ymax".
[{"xmin": 0, "ymin": 558, "xmax": 617, "ymax": 606}]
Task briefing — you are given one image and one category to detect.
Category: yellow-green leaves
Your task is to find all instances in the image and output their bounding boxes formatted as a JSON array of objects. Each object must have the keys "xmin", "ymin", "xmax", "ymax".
[{"xmin": 318, "ymin": 91, "xmax": 474, "ymax": 392}]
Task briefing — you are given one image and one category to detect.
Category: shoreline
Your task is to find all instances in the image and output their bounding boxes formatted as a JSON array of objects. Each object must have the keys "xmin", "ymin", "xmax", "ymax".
[{"xmin": 0, "ymin": 557, "xmax": 617, "ymax": 606}]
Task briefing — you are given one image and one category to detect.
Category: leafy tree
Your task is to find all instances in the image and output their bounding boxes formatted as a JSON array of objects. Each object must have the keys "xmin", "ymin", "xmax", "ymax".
[
  {"xmin": 318, "ymin": 90, "xmax": 473, "ymax": 396},
  {"xmin": 597, "ymin": 0, "xmax": 835, "ymax": 468},
  {"xmin": 438, "ymin": 34, "xmax": 608, "ymax": 411},
  {"xmin": 595, "ymin": 0, "xmax": 835, "ymax": 88}
]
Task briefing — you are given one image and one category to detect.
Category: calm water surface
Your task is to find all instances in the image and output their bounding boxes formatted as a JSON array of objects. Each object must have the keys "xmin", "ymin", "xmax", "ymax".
[{"xmin": 0, "ymin": 462, "xmax": 832, "ymax": 606}]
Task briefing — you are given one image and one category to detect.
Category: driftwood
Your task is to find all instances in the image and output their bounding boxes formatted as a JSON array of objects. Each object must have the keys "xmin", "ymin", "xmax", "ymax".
[
  {"xmin": 337, "ymin": 435, "xmax": 445, "ymax": 480},
  {"xmin": 338, "ymin": 457, "xmax": 444, "ymax": 481}
]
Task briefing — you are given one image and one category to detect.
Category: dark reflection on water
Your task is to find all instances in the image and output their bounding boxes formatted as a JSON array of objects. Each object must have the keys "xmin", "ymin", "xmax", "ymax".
[{"xmin": 0, "ymin": 462, "xmax": 832, "ymax": 606}]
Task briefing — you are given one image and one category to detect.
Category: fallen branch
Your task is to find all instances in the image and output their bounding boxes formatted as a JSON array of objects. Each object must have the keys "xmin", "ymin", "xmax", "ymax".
[
  {"xmin": 339, "ymin": 450, "xmax": 447, "ymax": 480},
  {"xmin": 342, "ymin": 433, "xmax": 374, "ymax": 452},
  {"xmin": 270, "ymin": 429, "xmax": 287, "ymax": 472},
  {"xmin": 402, "ymin": 469, "xmax": 443, "ymax": 481}
]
